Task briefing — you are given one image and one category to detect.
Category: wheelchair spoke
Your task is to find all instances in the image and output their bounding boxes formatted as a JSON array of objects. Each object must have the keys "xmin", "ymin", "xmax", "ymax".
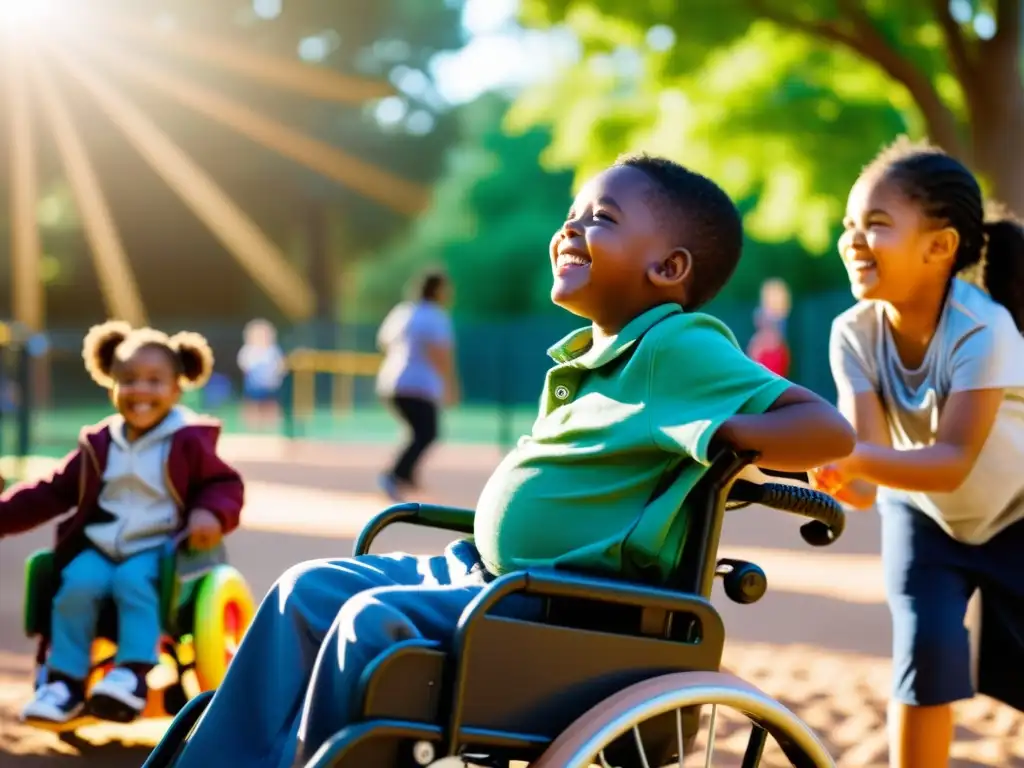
[
  {"xmin": 703, "ymin": 704, "xmax": 718, "ymax": 768},
  {"xmin": 631, "ymin": 725, "xmax": 651, "ymax": 768},
  {"xmin": 675, "ymin": 708, "xmax": 686, "ymax": 763}
]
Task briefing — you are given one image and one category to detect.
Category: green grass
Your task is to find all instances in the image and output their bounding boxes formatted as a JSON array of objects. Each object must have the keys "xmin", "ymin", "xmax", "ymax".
[{"xmin": 19, "ymin": 401, "xmax": 538, "ymax": 459}]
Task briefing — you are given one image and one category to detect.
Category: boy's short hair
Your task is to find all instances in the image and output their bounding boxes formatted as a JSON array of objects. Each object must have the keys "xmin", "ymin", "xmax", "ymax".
[{"xmin": 615, "ymin": 153, "xmax": 743, "ymax": 309}]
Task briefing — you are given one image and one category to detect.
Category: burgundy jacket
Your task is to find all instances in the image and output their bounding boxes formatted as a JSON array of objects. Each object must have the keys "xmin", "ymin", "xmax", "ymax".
[{"xmin": 0, "ymin": 416, "xmax": 244, "ymax": 562}]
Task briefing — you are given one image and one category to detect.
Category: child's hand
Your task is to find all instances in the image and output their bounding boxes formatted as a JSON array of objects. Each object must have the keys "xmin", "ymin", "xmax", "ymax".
[
  {"xmin": 809, "ymin": 464, "xmax": 845, "ymax": 496},
  {"xmin": 188, "ymin": 508, "xmax": 223, "ymax": 550},
  {"xmin": 810, "ymin": 461, "xmax": 871, "ymax": 507}
]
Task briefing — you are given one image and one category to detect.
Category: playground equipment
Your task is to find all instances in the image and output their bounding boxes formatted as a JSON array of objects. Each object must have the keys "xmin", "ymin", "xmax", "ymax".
[{"xmin": 281, "ymin": 348, "xmax": 382, "ymax": 437}]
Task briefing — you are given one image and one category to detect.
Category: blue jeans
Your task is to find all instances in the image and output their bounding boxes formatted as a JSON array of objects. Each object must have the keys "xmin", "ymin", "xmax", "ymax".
[
  {"xmin": 881, "ymin": 496, "xmax": 1024, "ymax": 707},
  {"xmin": 173, "ymin": 540, "xmax": 540, "ymax": 768},
  {"xmin": 48, "ymin": 546, "xmax": 162, "ymax": 679}
]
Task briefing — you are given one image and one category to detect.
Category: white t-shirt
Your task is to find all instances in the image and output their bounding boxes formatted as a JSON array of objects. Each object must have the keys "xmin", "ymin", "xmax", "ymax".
[
  {"xmin": 237, "ymin": 344, "xmax": 285, "ymax": 390},
  {"xmin": 831, "ymin": 278, "xmax": 1024, "ymax": 543}
]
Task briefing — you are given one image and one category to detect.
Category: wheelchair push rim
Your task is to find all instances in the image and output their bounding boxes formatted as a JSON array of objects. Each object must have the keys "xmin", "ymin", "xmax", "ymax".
[
  {"xmin": 530, "ymin": 671, "xmax": 835, "ymax": 768},
  {"xmin": 192, "ymin": 565, "xmax": 255, "ymax": 691}
]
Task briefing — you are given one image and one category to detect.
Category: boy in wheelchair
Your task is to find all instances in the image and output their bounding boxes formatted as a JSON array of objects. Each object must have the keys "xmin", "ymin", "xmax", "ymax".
[
  {"xmin": 0, "ymin": 322, "xmax": 245, "ymax": 726},
  {"xmin": 169, "ymin": 155, "xmax": 855, "ymax": 768}
]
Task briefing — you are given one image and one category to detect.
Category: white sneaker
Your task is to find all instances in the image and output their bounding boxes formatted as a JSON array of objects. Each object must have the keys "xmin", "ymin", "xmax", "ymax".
[
  {"xmin": 20, "ymin": 681, "xmax": 85, "ymax": 724},
  {"xmin": 88, "ymin": 667, "xmax": 147, "ymax": 722}
]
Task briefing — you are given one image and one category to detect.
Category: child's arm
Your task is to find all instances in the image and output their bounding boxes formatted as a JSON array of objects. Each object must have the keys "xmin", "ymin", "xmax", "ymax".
[
  {"xmin": 186, "ymin": 433, "xmax": 245, "ymax": 536},
  {"xmin": 825, "ymin": 311, "xmax": 1023, "ymax": 497},
  {"xmin": 0, "ymin": 449, "xmax": 81, "ymax": 537},
  {"xmin": 712, "ymin": 385, "xmax": 856, "ymax": 472},
  {"xmin": 841, "ymin": 388, "xmax": 1002, "ymax": 494},
  {"xmin": 810, "ymin": 386, "xmax": 888, "ymax": 509},
  {"xmin": 649, "ymin": 315, "xmax": 853, "ymax": 471}
]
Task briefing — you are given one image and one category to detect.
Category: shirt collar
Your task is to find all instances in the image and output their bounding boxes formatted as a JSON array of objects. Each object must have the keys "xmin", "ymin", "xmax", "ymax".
[{"xmin": 547, "ymin": 303, "xmax": 683, "ymax": 369}]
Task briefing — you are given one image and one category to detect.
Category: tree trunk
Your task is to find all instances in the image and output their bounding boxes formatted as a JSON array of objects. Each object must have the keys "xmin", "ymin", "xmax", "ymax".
[
  {"xmin": 962, "ymin": 0, "xmax": 1024, "ymax": 216},
  {"xmin": 967, "ymin": 60, "xmax": 1024, "ymax": 217}
]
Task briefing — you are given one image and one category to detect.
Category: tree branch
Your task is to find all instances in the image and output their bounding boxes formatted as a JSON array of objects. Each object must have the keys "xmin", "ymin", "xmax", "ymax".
[
  {"xmin": 928, "ymin": 0, "xmax": 977, "ymax": 89},
  {"xmin": 748, "ymin": 0, "xmax": 969, "ymax": 160},
  {"xmin": 994, "ymin": 0, "xmax": 1022, "ymax": 46}
]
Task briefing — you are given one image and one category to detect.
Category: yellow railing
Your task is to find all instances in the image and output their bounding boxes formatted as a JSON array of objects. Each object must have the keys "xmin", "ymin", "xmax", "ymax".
[{"xmin": 286, "ymin": 348, "xmax": 382, "ymax": 417}]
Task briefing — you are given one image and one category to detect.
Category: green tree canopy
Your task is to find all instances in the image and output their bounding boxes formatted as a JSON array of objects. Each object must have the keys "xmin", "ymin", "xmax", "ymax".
[{"xmin": 512, "ymin": 0, "xmax": 1024, "ymax": 255}]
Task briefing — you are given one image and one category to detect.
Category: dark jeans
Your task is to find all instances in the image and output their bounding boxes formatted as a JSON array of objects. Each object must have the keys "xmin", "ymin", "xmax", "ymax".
[{"xmin": 388, "ymin": 395, "xmax": 439, "ymax": 485}]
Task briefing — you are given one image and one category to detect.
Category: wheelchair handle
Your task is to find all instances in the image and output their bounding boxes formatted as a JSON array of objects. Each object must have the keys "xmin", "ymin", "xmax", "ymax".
[{"xmin": 727, "ymin": 480, "xmax": 845, "ymax": 546}]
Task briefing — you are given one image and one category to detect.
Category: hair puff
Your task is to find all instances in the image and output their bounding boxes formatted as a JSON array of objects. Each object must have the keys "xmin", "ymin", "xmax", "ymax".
[
  {"xmin": 82, "ymin": 320, "xmax": 133, "ymax": 388},
  {"xmin": 169, "ymin": 331, "xmax": 215, "ymax": 390}
]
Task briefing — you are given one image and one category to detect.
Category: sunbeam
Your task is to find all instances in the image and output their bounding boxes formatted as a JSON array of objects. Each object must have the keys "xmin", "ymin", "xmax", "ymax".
[
  {"xmin": 84, "ymin": 12, "xmax": 396, "ymax": 104},
  {"xmin": 47, "ymin": 41, "xmax": 317, "ymax": 321},
  {"xmin": 4, "ymin": 31, "xmax": 44, "ymax": 331},
  {"xmin": 30, "ymin": 52, "xmax": 149, "ymax": 327},
  {"xmin": 64, "ymin": 32, "xmax": 430, "ymax": 215}
]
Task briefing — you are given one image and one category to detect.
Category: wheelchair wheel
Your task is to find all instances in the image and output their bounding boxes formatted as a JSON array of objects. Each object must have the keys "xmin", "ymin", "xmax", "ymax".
[
  {"xmin": 191, "ymin": 564, "xmax": 255, "ymax": 691},
  {"xmin": 531, "ymin": 671, "xmax": 835, "ymax": 768}
]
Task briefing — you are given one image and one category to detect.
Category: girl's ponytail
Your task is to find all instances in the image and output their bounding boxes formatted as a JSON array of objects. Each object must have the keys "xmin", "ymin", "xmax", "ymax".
[{"xmin": 983, "ymin": 217, "xmax": 1024, "ymax": 331}]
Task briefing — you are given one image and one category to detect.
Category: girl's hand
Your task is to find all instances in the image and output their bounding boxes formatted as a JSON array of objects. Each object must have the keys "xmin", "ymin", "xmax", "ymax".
[
  {"xmin": 808, "ymin": 464, "xmax": 844, "ymax": 496},
  {"xmin": 810, "ymin": 458, "xmax": 875, "ymax": 507},
  {"xmin": 188, "ymin": 508, "xmax": 223, "ymax": 550}
]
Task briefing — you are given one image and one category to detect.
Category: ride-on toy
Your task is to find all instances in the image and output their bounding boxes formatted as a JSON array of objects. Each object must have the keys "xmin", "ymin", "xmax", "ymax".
[
  {"xmin": 23, "ymin": 536, "xmax": 256, "ymax": 733},
  {"xmin": 144, "ymin": 449, "xmax": 846, "ymax": 767}
]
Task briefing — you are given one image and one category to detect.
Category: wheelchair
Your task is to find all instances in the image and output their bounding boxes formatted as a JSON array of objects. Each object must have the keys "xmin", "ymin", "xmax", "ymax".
[
  {"xmin": 144, "ymin": 449, "xmax": 845, "ymax": 767},
  {"xmin": 22, "ymin": 535, "xmax": 256, "ymax": 733}
]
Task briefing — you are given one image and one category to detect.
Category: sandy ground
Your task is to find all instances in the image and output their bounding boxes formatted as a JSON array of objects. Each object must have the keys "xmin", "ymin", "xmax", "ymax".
[{"xmin": 1, "ymin": 437, "xmax": 1022, "ymax": 766}]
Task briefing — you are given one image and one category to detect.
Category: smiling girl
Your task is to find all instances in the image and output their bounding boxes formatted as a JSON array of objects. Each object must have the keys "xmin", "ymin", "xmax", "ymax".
[
  {"xmin": 811, "ymin": 138, "xmax": 1024, "ymax": 767},
  {"xmin": 0, "ymin": 321, "xmax": 244, "ymax": 726}
]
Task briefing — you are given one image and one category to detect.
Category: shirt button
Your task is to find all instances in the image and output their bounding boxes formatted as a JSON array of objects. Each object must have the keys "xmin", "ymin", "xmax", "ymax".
[{"xmin": 554, "ymin": 385, "xmax": 571, "ymax": 400}]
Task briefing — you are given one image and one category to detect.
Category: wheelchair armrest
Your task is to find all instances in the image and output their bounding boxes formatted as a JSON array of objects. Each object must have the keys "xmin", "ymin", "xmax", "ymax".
[
  {"xmin": 456, "ymin": 570, "xmax": 723, "ymax": 638},
  {"xmin": 354, "ymin": 503, "xmax": 475, "ymax": 556}
]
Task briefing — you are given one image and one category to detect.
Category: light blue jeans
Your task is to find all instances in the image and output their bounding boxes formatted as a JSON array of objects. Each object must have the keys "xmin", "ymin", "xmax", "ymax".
[
  {"xmin": 48, "ymin": 546, "xmax": 162, "ymax": 679},
  {"xmin": 173, "ymin": 540, "xmax": 540, "ymax": 768}
]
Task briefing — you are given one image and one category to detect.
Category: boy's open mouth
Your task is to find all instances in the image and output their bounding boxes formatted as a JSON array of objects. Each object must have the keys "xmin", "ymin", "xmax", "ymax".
[
  {"xmin": 127, "ymin": 403, "xmax": 156, "ymax": 416},
  {"xmin": 555, "ymin": 247, "xmax": 592, "ymax": 273}
]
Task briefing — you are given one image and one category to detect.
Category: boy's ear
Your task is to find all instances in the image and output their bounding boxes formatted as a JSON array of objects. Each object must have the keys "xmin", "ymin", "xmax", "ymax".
[{"xmin": 647, "ymin": 247, "xmax": 693, "ymax": 289}]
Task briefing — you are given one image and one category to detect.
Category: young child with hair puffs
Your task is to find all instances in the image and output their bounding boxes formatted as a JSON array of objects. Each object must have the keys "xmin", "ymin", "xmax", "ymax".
[{"xmin": 0, "ymin": 321, "xmax": 245, "ymax": 726}]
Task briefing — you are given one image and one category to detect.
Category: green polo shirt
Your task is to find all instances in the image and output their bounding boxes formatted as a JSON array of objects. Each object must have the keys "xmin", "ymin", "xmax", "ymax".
[{"xmin": 473, "ymin": 303, "xmax": 790, "ymax": 583}]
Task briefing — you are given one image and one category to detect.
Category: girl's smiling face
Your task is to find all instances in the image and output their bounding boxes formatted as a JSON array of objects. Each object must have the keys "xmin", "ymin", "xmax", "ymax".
[
  {"xmin": 111, "ymin": 345, "xmax": 181, "ymax": 440},
  {"xmin": 838, "ymin": 174, "xmax": 957, "ymax": 305}
]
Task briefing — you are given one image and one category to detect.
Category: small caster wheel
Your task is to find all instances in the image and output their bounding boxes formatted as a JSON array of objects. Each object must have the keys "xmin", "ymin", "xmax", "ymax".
[
  {"xmin": 412, "ymin": 740, "xmax": 436, "ymax": 766},
  {"xmin": 718, "ymin": 558, "xmax": 767, "ymax": 604}
]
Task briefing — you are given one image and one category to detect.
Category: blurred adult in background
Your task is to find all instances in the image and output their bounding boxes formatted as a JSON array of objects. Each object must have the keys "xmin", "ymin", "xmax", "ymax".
[
  {"xmin": 237, "ymin": 318, "xmax": 286, "ymax": 430},
  {"xmin": 375, "ymin": 270, "xmax": 459, "ymax": 501},
  {"xmin": 747, "ymin": 277, "xmax": 792, "ymax": 377}
]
